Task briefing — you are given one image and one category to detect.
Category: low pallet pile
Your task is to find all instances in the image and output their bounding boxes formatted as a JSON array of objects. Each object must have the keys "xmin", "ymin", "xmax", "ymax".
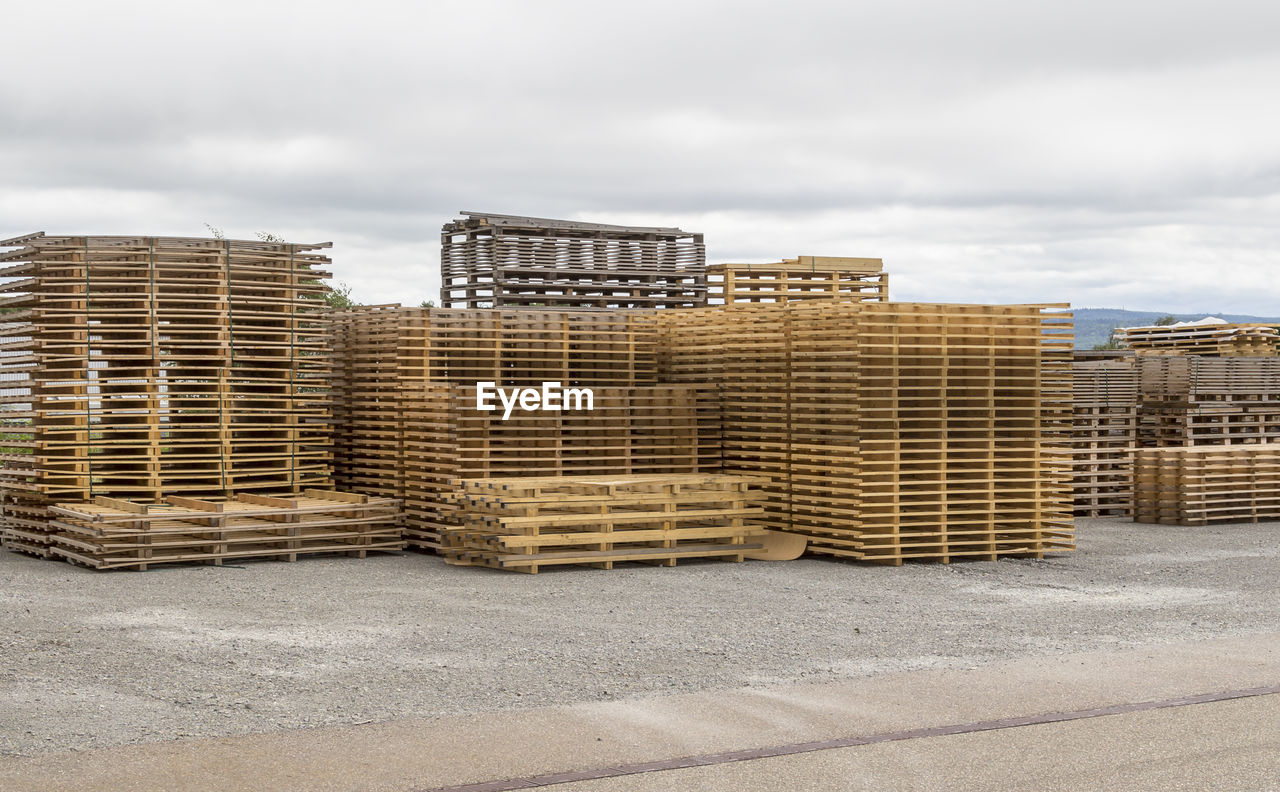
[
  {"xmin": 1137, "ymin": 356, "xmax": 1280, "ymax": 446},
  {"xmin": 1119, "ymin": 322, "xmax": 1279, "ymax": 357},
  {"xmin": 47, "ymin": 490, "xmax": 402, "ymax": 570},
  {"xmin": 1071, "ymin": 356, "xmax": 1137, "ymax": 516},
  {"xmin": 707, "ymin": 256, "xmax": 887, "ymax": 304},
  {"xmin": 440, "ymin": 212, "xmax": 706, "ymax": 309},
  {"xmin": 442, "ymin": 474, "xmax": 766, "ymax": 573},
  {"xmin": 1133, "ymin": 444, "xmax": 1280, "ymax": 525},
  {"xmin": 0, "ymin": 233, "xmax": 339, "ymax": 561}
]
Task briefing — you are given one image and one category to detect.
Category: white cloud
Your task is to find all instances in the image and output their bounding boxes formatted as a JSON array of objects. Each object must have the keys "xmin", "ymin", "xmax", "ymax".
[{"xmin": 0, "ymin": 0, "xmax": 1277, "ymax": 312}]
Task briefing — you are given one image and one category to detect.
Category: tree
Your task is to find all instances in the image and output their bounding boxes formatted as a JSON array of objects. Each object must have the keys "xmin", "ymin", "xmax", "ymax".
[
  {"xmin": 256, "ymin": 232, "xmax": 285, "ymax": 243},
  {"xmin": 1093, "ymin": 327, "xmax": 1123, "ymax": 351},
  {"xmin": 420, "ymin": 299, "xmax": 436, "ymax": 308},
  {"xmin": 204, "ymin": 223, "xmax": 225, "ymax": 240},
  {"xmin": 1153, "ymin": 314, "xmax": 1178, "ymax": 326},
  {"xmin": 326, "ymin": 281, "xmax": 356, "ymax": 310}
]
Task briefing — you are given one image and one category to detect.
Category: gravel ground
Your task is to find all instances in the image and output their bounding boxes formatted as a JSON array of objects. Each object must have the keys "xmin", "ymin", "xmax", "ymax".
[{"xmin": 2, "ymin": 516, "xmax": 1278, "ymax": 756}]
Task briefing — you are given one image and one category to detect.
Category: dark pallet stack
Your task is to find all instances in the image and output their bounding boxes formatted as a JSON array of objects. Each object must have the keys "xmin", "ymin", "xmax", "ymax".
[
  {"xmin": 1071, "ymin": 356, "xmax": 1138, "ymax": 516},
  {"xmin": 0, "ymin": 233, "xmax": 342, "ymax": 563},
  {"xmin": 440, "ymin": 212, "xmax": 706, "ymax": 309},
  {"xmin": 1137, "ymin": 356, "xmax": 1280, "ymax": 447}
]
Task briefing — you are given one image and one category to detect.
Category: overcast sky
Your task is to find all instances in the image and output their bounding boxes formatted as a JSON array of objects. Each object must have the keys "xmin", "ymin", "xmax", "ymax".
[{"xmin": 3, "ymin": 1, "xmax": 1277, "ymax": 313}]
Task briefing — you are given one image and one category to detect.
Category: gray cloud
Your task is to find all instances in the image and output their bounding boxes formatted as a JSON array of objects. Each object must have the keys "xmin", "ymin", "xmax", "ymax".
[{"xmin": 2, "ymin": 0, "xmax": 1278, "ymax": 313}]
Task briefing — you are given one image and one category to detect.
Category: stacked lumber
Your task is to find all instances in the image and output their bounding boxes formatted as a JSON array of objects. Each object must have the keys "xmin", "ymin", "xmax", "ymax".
[
  {"xmin": 47, "ymin": 490, "xmax": 402, "ymax": 570},
  {"xmin": 1133, "ymin": 444, "xmax": 1280, "ymax": 525},
  {"xmin": 708, "ymin": 256, "xmax": 887, "ymax": 304},
  {"xmin": 655, "ymin": 302, "xmax": 1075, "ymax": 564},
  {"xmin": 0, "ymin": 234, "xmax": 334, "ymax": 557},
  {"xmin": 442, "ymin": 474, "xmax": 766, "ymax": 572},
  {"xmin": 1119, "ymin": 322, "xmax": 1278, "ymax": 357},
  {"xmin": 1071, "ymin": 358, "xmax": 1138, "ymax": 516},
  {"xmin": 1136, "ymin": 356, "xmax": 1280, "ymax": 447},
  {"xmin": 440, "ymin": 212, "xmax": 706, "ymax": 309}
]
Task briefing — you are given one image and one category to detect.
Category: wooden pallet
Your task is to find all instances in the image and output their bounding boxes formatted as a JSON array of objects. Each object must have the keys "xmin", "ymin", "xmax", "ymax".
[
  {"xmin": 1133, "ymin": 444, "xmax": 1280, "ymax": 525},
  {"xmin": 0, "ymin": 234, "xmax": 334, "ymax": 552},
  {"xmin": 441, "ymin": 474, "xmax": 766, "ymax": 572},
  {"xmin": 708, "ymin": 256, "xmax": 887, "ymax": 304},
  {"xmin": 1120, "ymin": 323, "xmax": 1279, "ymax": 357},
  {"xmin": 1071, "ymin": 359, "xmax": 1137, "ymax": 516},
  {"xmin": 440, "ymin": 212, "xmax": 706, "ymax": 309},
  {"xmin": 46, "ymin": 490, "xmax": 403, "ymax": 570},
  {"xmin": 654, "ymin": 301, "xmax": 1075, "ymax": 564}
]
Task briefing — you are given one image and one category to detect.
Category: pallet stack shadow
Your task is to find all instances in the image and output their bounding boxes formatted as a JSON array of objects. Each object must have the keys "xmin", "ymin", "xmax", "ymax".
[
  {"xmin": 0, "ymin": 233, "xmax": 401, "ymax": 567},
  {"xmin": 1136, "ymin": 356, "xmax": 1280, "ymax": 447},
  {"xmin": 1071, "ymin": 354, "xmax": 1137, "ymax": 516},
  {"xmin": 707, "ymin": 256, "xmax": 887, "ymax": 304},
  {"xmin": 439, "ymin": 212, "xmax": 706, "ymax": 309},
  {"xmin": 657, "ymin": 302, "xmax": 1075, "ymax": 564},
  {"xmin": 330, "ymin": 306, "xmax": 708, "ymax": 552},
  {"xmin": 444, "ymin": 474, "xmax": 766, "ymax": 573},
  {"xmin": 1133, "ymin": 444, "xmax": 1280, "ymax": 525}
]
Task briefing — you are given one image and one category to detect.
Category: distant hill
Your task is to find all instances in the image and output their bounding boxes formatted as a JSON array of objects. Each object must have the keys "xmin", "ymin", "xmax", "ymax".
[{"xmin": 1069, "ymin": 308, "xmax": 1280, "ymax": 349}]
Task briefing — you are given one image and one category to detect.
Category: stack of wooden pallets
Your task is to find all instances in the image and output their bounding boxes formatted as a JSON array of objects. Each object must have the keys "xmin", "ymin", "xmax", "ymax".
[
  {"xmin": 47, "ymin": 490, "xmax": 402, "ymax": 570},
  {"xmin": 1071, "ymin": 356, "xmax": 1138, "ymax": 516},
  {"xmin": 440, "ymin": 212, "xmax": 706, "ymax": 309},
  {"xmin": 708, "ymin": 256, "xmax": 887, "ymax": 304},
  {"xmin": 1133, "ymin": 444, "xmax": 1280, "ymax": 525},
  {"xmin": 1137, "ymin": 356, "xmax": 1280, "ymax": 446},
  {"xmin": 654, "ymin": 301, "xmax": 1075, "ymax": 564},
  {"xmin": 1120, "ymin": 322, "xmax": 1279, "ymax": 357},
  {"xmin": 0, "ymin": 233, "xmax": 337, "ymax": 559},
  {"xmin": 330, "ymin": 306, "xmax": 704, "ymax": 550},
  {"xmin": 442, "ymin": 474, "xmax": 766, "ymax": 573}
]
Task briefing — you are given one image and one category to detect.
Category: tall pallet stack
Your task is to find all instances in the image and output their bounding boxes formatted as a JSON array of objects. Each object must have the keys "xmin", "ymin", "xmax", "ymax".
[
  {"xmin": 708, "ymin": 256, "xmax": 887, "ymax": 304},
  {"xmin": 655, "ymin": 301, "xmax": 1075, "ymax": 564},
  {"xmin": 1119, "ymin": 322, "xmax": 1279, "ymax": 357},
  {"xmin": 0, "ymin": 233, "xmax": 343, "ymax": 561},
  {"xmin": 1071, "ymin": 356, "xmax": 1137, "ymax": 516},
  {"xmin": 440, "ymin": 212, "xmax": 706, "ymax": 309},
  {"xmin": 1133, "ymin": 444, "xmax": 1280, "ymax": 525},
  {"xmin": 1137, "ymin": 356, "xmax": 1280, "ymax": 446},
  {"xmin": 330, "ymin": 306, "xmax": 705, "ymax": 550}
]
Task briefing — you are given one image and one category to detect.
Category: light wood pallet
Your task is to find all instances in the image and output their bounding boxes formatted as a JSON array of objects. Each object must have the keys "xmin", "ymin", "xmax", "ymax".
[
  {"xmin": 45, "ymin": 490, "xmax": 402, "ymax": 570},
  {"xmin": 0, "ymin": 234, "xmax": 333, "ymax": 554},
  {"xmin": 1071, "ymin": 359, "xmax": 1137, "ymax": 516},
  {"xmin": 440, "ymin": 212, "xmax": 706, "ymax": 309},
  {"xmin": 655, "ymin": 301, "xmax": 1074, "ymax": 564},
  {"xmin": 1120, "ymin": 323, "xmax": 1279, "ymax": 357},
  {"xmin": 1133, "ymin": 444, "xmax": 1280, "ymax": 525},
  {"xmin": 441, "ymin": 474, "xmax": 766, "ymax": 572},
  {"xmin": 708, "ymin": 256, "xmax": 887, "ymax": 304}
]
